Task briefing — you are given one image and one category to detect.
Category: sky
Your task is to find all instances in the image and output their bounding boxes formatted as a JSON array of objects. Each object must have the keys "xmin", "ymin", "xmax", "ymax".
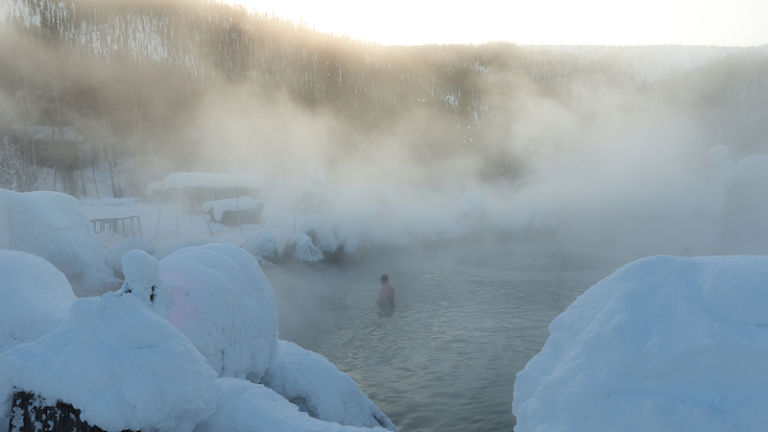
[{"xmin": 222, "ymin": 0, "xmax": 768, "ymax": 46}]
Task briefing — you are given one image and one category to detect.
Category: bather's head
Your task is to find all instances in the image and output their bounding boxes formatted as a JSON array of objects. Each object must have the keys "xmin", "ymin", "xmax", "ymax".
[{"xmin": 380, "ymin": 274, "xmax": 389, "ymax": 284}]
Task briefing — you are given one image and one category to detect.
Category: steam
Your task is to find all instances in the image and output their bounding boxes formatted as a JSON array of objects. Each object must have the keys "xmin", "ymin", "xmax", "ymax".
[{"xmin": 2, "ymin": 0, "xmax": 768, "ymax": 263}]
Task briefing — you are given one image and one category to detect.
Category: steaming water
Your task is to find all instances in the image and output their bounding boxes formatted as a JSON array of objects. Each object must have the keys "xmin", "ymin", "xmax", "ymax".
[{"xmin": 267, "ymin": 236, "xmax": 614, "ymax": 432}]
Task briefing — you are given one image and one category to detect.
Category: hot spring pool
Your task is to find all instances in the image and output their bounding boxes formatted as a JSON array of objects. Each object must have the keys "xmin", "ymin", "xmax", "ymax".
[{"xmin": 266, "ymin": 237, "xmax": 612, "ymax": 432}]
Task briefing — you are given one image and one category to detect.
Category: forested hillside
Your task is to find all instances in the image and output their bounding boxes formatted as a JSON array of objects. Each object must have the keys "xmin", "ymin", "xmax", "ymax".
[{"xmin": 1, "ymin": 0, "xmax": 766, "ymax": 196}]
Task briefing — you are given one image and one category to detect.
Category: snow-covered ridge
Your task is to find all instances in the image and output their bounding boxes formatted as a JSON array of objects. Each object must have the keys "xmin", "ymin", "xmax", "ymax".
[
  {"xmin": 535, "ymin": 45, "xmax": 758, "ymax": 82},
  {"xmin": 514, "ymin": 255, "xmax": 768, "ymax": 431}
]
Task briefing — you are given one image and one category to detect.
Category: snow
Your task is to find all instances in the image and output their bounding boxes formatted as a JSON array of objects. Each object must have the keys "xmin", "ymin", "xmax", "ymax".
[
  {"xmin": 263, "ymin": 340, "xmax": 397, "ymax": 431},
  {"xmin": 298, "ymin": 214, "xmax": 339, "ymax": 253},
  {"xmin": 513, "ymin": 255, "xmax": 768, "ymax": 432},
  {"xmin": 0, "ymin": 189, "xmax": 117, "ymax": 296},
  {"xmin": 155, "ymin": 244, "xmax": 278, "ymax": 381},
  {"xmin": 0, "ymin": 250, "xmax": 76, "ymax": 353},
  {"xmin": 242, "ymin": 229, "xmax": 279, "ymax": 259},
  {"xmin": 202, "ymin": 196, "xmax": 264, "ymax": 221},
  {"xmin": 283, "ymin": 232, "xmax": 324, "ymax": 262},
  {"xmin": 0, "ymin": 292, "xmax": 217, "ymax": 432},
  {"xmin": 160, "ymin": 172, "xmax": 264, "ymax": 190},
  {"xmin": 106, "ymin": 237, "xmax": 156, "ymax": 276},
  {"xmin": 195, "ymin": 378, "xmax": 390, "ymax": 432}
]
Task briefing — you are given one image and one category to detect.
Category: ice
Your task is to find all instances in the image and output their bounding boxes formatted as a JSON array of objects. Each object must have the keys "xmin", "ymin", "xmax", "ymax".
[
  {"xmin": 195, "ymin": 378, "xmax": 389, "ymax": 432},
  {"xmin": 513, "ymin": 255, "xmax": 768, "ymax": 432},
  {"xmin": 0, "ymin": 188, "xmax": 117, "ymax": 296},
  {"xmin": 263, "ymin": 340, "xmax": 397, "ymax": 431},
  {"xmin": 0, "ymin": 250, "xmax": 76, "ymax": 353},
  {"xmin": 0, "ymin": 292, "xmax": 217, "ymax": 432}
]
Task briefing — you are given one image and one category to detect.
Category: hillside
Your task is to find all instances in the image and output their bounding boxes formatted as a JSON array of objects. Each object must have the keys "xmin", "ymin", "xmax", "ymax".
[{"xmin": 1, "ymin": 0, "xmax": 767, "ymax": 196}]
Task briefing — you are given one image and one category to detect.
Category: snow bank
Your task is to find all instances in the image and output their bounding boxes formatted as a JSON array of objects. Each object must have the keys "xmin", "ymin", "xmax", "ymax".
[
  {"xmin": 283, "ymin": 232, "xmax": 324, "ymax": 262},
  {"xmin": 0, "ymin": 292, "xmax": 217, "ymax": 432},
  {"xmin": 242, "ymin": 229, "xmax": 278, "ymax": 259},
  {"xmin": 263, "ymin": 340, "xmax": 397, "ymax": 431},
  {"xmin": 106, "ymin": 237, "xmax": 156, "ymax": 276},
  {"xmin": 0, "ymin": 250, "xmax": 76, "ymax": 353},
  {"xmin": 514, "ymin": 255, "xmax": 768, "ymax": 432},
  {"xmin": 157, "ymin": 244, "xmax": 278, "ymax": 381},
  {"xmin": 195, "ymin": 378, "xmax": 389, "ymax": 432},
  {"xmin": 0, "ymin": 189, "xmax": 117, "ymax": 296}
]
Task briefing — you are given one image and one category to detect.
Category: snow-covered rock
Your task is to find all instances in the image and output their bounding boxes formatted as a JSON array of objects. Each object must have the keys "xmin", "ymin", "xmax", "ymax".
[
  {"xmin": 263, "ymin": 340, "xmax": 397, "ymax": 431},
  {"xmin": 0, "ymin": 250, "xmax": 76, "ymax": 353},
  {"xmin": 513, "ymin": 255, "xmax": 768, "ymax": 432},
  {"xmin": 0, "ymin": 189, "xmax": 117, "ymax": 296},
  {"xmin": 120, "ymin": 250, "xmax": 173, "ymax": 316},
  {"xmin": 195, "ymin": 378, "xmax": 389, "ymax": 432},
  {"xmin": 0, "ymin": 292, "xmax": 217, "ymax": 432},
  {"xmin": 283, "ymin": 232, "xmax": 324, "ymax": 262},
  {"xmin": 299, "ymin": 214, "xmax": 339, "ymax": 253},
  {"xmin": 154, "ymin": 244, "xmax": 278, "ymax": 381},
  {"xmin": 242, "ymin": 229, "xmax": 279, "ymax": 259}
]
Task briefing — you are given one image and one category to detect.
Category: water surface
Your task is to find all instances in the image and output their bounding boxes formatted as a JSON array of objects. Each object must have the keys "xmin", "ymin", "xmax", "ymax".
[{"xmin": 267, "ymin": 237, "xmax": 612, "ymax": 432}]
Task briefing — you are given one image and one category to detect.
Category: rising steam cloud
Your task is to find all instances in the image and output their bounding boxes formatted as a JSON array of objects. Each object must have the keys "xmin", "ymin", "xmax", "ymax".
[{"xmin": 1, "ymin": 0, "xmax": 768, "ymax": 262}]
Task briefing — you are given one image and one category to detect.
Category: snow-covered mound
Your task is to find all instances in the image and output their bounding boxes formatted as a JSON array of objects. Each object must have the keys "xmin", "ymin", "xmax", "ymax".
[
  {"xmin": 196, "ymin": 378, "xmax": 390, "ymax": 432},
  {"xmin": 263, "ymin": 340, "xmax": 397, "ymax": 431},
  {"xmin": 154, "ymin": 244, "xmax": 278, "ymax": 380},
  {"xmin": 299, "ymin": 214, "xmax": 339, "ymax": 253},
  {"xmin": 106, "ymin": 237, "xmax": 156, "ymax": 277},
  {"xmin": 0, "ymin": 292, "xmax": 217, "ymax": 432},
  {"xmin": 0, "ymin": 250, "xmax": 76, "ymax": 353},
  {"xmin": 514, "ymin": 255, "xmax": 768, "ymax": 432},
  {"xmin": 242, "ymin": 229, "xmax": 278, "ymax": 260},
  {"xmin": 0, "ymin": 189, "xmax": 117, "ymax": 296},
  {"xmin": 283, "ymin": 232, "xmax": 324, "ymax": 262}
]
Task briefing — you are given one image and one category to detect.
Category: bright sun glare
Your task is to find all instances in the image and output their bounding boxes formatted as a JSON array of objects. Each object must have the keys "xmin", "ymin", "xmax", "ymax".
[{"xmin": 223, "ymin": 0, "xmax": 767, "ymax": 46}]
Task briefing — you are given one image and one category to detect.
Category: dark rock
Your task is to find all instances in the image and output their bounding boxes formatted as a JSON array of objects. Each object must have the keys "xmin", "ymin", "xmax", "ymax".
[{"xmin": 8, "ymin": 390, "xmax": 138, "ymax": 432}]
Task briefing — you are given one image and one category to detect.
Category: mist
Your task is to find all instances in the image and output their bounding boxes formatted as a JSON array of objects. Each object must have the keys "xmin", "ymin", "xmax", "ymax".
[
  {"xmin": 5, "ymin": 1, "xmax": 768, "ymax": 432},
  {"xmin": 2, "ymin": 0, "xmax": 768, "ymax": 264}
]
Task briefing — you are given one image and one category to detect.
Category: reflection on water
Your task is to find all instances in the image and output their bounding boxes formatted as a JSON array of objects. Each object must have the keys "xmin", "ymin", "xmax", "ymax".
[{"xmin": 266, "ymin": 237, "xmax": 613, "ymax": 432}]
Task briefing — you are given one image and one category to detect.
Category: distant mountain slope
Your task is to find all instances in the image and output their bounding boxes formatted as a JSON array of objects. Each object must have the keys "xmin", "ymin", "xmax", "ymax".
[{"xmin": 1, "ymin": 0, "xmax": 766, "ymax": 194}]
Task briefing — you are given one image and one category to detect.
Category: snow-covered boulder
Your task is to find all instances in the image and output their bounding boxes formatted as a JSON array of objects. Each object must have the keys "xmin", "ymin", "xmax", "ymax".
[
  {"xmin": 195, "ymin": 378, "xmax": 389, "ymax": 432},
  {"xmin": 0, "ymin": 189, "xmax": 117, "ymax": 296},
  {"xmin": 0, "ymin": 250, "xmax": 76, "ymax": 353},
  {"xmin": 242, "ymin": 229, "xmax": 278, "ymax": 260},
  {"xmin": 0, "ymin": 292, "xmax": 217, "ymax": 432},
  {"xmin": 263, "ymin": 340, "xmax": 397, "ymax": 431},
  {"xmin": 128, "ymin": 244, "xmax": 278, "ymax": 381},
  {"xmin": 283, "ymin": 232, "xmax": 324, "ymax": 262},
  {"xmin": 299, "ymin": 214, "xmax": 339, "ymax": 253},
  {"xmin": 513, "ymin": 255, "xmax": 768, "ymax": 432},
  {"xmin": 106, "ymin": 237, "xmax": 156, "ymax": 277}
]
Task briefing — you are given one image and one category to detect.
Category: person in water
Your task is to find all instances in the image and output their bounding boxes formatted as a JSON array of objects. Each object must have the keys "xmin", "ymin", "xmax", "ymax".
[{"xmin": 378, "ymin": 274, "xmax": 395, "ymax": 316}]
